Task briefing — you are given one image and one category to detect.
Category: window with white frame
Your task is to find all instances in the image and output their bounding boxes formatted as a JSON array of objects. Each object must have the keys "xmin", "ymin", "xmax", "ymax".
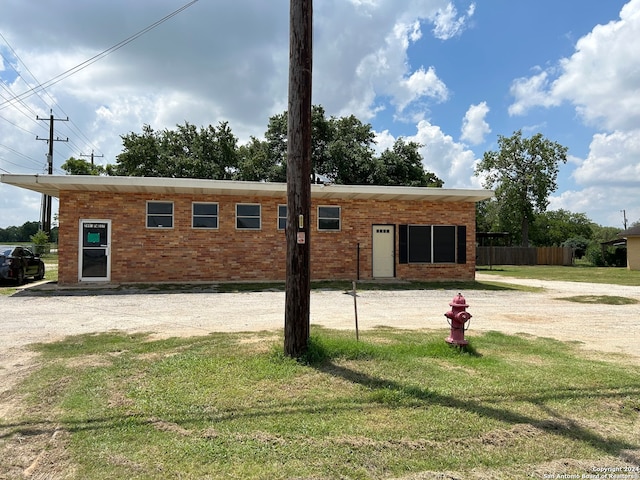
[
  {"xmin": 318, "ymin": 206, "xmax": 340, "ymax": 231},
  {"xmin": 236, "ymin": 204, "xmax": 261, "ymax": 229},
  {"xmin": 278, "ymin": 204, "xmax": 287, "ymax": 230},
  {"xmin": 192, "ymin": 202, "xmax": 219, "ymax": 229},
  {"xmin": 146, "ymin": 201, "xmax": 173, "ymax": 228}
]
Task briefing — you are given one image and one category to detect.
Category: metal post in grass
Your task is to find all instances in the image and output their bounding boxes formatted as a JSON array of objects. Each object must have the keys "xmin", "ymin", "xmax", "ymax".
[
  {"xmin": 353, "ymin": 281, "xmax": 359, "ymax": 341},
  {"xmin": 285, "ymin": 0, "xmax": 313, "ymax": 358}
]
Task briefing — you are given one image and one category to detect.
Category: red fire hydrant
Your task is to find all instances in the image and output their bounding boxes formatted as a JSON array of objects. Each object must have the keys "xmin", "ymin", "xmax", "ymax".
[{"xmin": 444, "ymin": 293, "xmax": 472, "ymax": 346}]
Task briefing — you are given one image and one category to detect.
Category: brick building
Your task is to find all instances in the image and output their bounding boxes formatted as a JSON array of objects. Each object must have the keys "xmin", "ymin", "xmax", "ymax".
[{"xmin": 1, "ymin": 175, "xmax": 493, "ymax": 285}]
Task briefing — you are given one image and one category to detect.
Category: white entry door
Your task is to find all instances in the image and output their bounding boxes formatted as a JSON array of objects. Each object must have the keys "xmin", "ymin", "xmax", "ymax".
[
  {"xmin": 372, "ymin": 225, "xmax": 395, "ymax": 278},
  {"xmin": 79, "ymin": 220, "xmax": 111, "ymax": 282}
]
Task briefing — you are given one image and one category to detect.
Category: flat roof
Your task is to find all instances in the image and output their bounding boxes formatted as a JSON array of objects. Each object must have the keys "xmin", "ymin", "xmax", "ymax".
[{"xmin": 1, "ymin": 174, "xmax": 494, "ymax": 203}]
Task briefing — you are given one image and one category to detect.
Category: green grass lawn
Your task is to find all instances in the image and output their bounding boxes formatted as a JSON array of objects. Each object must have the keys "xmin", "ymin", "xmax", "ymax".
[
  {"xmin": 477, "ymin": 264, "xmax": 640, "ymax": 286},
  {"xmin": 2, "ymin": 328, "xmax": 638, "ymax": 479}
]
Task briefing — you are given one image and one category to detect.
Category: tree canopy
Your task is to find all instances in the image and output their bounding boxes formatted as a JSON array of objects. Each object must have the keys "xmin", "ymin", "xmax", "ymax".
[
  {"xmin": 61, "ymin": 157, "xmax": 105, "ymax": 175},
  {"xmin": 110, "ymin": 122, "xmax": 238, "ymax": 179},
  {"xmin": 98, "ymin": 105, "xmax": 443, "ymax": 187},
  {"xmin": 475, "ymin": 130, "xmax": 568, "ymax": 247}
]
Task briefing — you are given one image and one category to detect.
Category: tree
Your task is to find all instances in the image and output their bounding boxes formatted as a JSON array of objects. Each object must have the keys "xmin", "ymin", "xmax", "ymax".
[
  {"xmin": 475, "ymin": 130, "xmax": 568, "ymax": 247},
  {"xmin": 109, "ymin": 122, "xmax": 238, "ymax": 179},
  {"xmin": 529, "ymin": 209, "xmax": 593, "ymax": 246},
  {"xmin": 30, "ymin": 230, "xmax": 50, "ymax": 255},
  {"xmin": 263, "ymin": 105, "xmax": 336, "ymax": 183},
  {"xmin": 235, "ymin": 137, "xmax": 275, "ymax": 181},
  {"xmin": 377, "ymin": 138, "xmax": 443, "ymax": 187},
  {"xmin": 261, "ymin": 106, "xmax": 442, "ymax": 186},
  {"xmin": 0, "ymin": 221, "xmax": 40, "ymax": 242},
  {"xmin": 323, "ymin": 114, "xmax": 377, "ymax": 184},
  {"xmin": 61, "ymin": 157, "xmax": 105, "ymax": 175}
]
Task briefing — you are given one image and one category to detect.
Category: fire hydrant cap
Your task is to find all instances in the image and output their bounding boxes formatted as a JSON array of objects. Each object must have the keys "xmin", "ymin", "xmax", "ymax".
[{"xmin": 449, "ymin": 293, "xmax": 469, "ymax": 308}]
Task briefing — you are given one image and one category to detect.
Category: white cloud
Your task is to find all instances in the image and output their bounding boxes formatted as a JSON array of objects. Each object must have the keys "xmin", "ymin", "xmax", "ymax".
[
  {"xmin": 508, "ymin": 70, "xmax": 560, "ymax": 116},
  {"xmin": 351, "ymin": 18, "xmax": 449, "ymax": 120},
  {"xmin": 551, "ymin": 0, "xmax": 640, "ymax": 130},
  {"xmin": 505, "ymin": 0, "xmax": 640, "ymax": 226},
  {"xmin": 509, "ymin": 0, "xmax": 640, "ymax": 130},
  {"xmin": 549, "ymin": 187, "xmax": 638, "ymax": 229},
  {"xmin": 460, "ymin": 102, "xmax": 491, "ymax": 145},
  {"xmin": 430, "ymin": 2, "xmax": 476, "ymax": 40},
  {"xmin": 547, "ymin": 130, "xmax": 640, "ymax": 227},
  {"xmin": 408, "ymin": 120, "xmax": 480, "ymax": 188},
  {"xmin": 572, "ymin": 130, "xmax": 640, "ymax": 186},
  {"xmin": 373, "ymin": 129, "xmax": 396, "ymax": 155}
]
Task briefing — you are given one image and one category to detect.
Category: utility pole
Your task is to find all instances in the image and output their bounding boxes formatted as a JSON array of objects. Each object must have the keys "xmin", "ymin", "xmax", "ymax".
[
  {"xmin": 621, "ymin": 210, "xmax": 628, "ymax": 230},
  {"xmin": 80, "ymin": 150, "xmax": 104, "ymax": 166},
  {"xmin": 284, "ymin": 0, "xmax": 313, "ymax": 358},
  {"xmin": 36, "ymin": 110, "xmax": 68, "ymax": 234}
]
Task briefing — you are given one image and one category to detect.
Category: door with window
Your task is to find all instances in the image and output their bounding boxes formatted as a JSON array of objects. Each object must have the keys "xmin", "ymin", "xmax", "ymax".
[
  {"xmin": 372, "ymin": 225, "xmax": 395, "ymax": 278},
  {"xmin": 79, "ymin": 220, "xmax": 111, "ymax": 282}
]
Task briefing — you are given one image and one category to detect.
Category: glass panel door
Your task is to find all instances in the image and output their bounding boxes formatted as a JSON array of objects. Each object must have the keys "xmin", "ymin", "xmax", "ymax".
[{"xmin": 80, "ymin": 220, "xmax": 111, "ymax": 281}]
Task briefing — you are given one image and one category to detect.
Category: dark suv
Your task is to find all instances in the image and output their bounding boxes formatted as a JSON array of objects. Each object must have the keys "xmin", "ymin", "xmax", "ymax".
[{"xmin": 0, "ymin": 246, "xmax": 46, "ymax": 285}]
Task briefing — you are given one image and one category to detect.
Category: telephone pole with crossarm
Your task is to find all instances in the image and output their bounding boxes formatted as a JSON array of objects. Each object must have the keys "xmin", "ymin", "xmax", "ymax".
[{"xmin": 36, "ymin": 110, "xmax": 68, "ymax": 234}]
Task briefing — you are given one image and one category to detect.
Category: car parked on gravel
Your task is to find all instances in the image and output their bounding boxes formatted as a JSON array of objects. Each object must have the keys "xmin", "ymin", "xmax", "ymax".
[{"xmin": 0, "ymin": 245, "xmax": 45, "ymax": 285}]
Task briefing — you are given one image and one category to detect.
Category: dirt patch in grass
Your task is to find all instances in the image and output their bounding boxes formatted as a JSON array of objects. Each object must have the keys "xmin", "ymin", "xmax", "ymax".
[{"xmin": 557, "ymin": 295, "xmax": 638, "ymax": 305}]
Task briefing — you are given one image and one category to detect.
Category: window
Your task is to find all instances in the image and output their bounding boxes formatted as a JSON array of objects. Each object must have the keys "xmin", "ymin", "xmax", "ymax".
[
  {"xmin": 399, "ymin": 225, "xmax": 466, "ymax": 264},
  {"xmin": 318, "ymin": 206, "xmax": 340, "ymax": 231},
  {"xmin": 192, "ymin": 202, "xmax": 219, "ymax": 229},
  {"xmin": 278, "ymin": 205, "xmax": 287, "ymax": 230},
  {"xmin": 147, "ymin": 202, "xmax": 173, "ymax": 228},
  {"xmin": 236, "ymin": 204, "xmax": 261, "ymax": 229}
]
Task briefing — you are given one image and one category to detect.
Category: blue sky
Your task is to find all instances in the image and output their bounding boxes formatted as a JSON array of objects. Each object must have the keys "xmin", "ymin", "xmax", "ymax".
[{"xmin": 1, "ymin": 0, "xmax": 638, "ymax": 230}]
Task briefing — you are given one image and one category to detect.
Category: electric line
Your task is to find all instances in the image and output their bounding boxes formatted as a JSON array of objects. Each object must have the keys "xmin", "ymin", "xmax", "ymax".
[
  {"xmin": 0, "ymin": 0, "xmax": 200, "ymax": 173},
  {"xmin": 0, "ymin": 0, "xmax": 199, "ymax": 110}
]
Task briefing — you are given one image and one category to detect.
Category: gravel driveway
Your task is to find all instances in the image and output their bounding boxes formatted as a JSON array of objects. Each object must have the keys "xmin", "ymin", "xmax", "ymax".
[{"xmin": 1, "ymin": 274, "xmax": 639, "ymax": 397}]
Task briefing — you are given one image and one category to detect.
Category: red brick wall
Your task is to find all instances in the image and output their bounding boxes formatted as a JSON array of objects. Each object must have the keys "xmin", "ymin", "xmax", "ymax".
[{"xmin": 58, "ymin": 191, "xmax": 476, "ymax": 284}]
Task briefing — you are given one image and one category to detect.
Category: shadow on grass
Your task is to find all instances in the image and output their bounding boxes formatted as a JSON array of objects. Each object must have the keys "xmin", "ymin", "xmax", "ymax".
[
  {"xmin": 304, "ymin": 337, "xmax": 640, "ymax": 464},
  {"xmin": 3, "ymin": 331, "xmax": 638, "ymax": 471}
]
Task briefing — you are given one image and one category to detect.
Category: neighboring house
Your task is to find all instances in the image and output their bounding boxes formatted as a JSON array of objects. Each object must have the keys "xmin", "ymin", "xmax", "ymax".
[
  {"xmin": 619, "ymin": 225, "xmax": 640, "ymax": 270},
  {"xmin": 1, "ymin": 174, "xmax": 493, "ymax": 285}
]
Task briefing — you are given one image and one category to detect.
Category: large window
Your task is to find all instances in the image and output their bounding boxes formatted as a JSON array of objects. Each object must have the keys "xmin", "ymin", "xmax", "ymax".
[
  {"xmin": 318, "ymin": 206, "xmax": 340, "ymax": 231},
  {"xmin": 236, "ymin": 204, "xmax": 261, "ymax": 229},
  {"xmin": 147, "ymin": 202, "xmax": 173, "ymax": 228},
  {"xmin": 192, "ymin": 203, "xmax": 218, "ymax": 229},
  {"xmin": 399, "ymin": 225, "xmax": 466, "ymax": 264}
]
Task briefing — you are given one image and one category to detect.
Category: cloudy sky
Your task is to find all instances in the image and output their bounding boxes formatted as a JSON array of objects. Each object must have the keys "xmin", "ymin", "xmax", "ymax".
[{"xmin": 1, "ymin": 0, "xmax": 638, "ymax": 229}]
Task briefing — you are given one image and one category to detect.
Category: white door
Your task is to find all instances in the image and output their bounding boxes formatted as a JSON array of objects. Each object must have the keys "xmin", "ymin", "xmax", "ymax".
[
  {"xmin": 372, "ymin": 225, "xmax": 395, "ymax": 278},
  {"xmin": 79, "ymin": 220, "xmax": 111, "ymax": 282}
]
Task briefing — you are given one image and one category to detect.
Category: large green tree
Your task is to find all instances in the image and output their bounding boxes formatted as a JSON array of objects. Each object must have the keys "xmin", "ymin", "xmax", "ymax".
[
  {"xmin": 110, "ymin": 122, "xmax": 238, "ymax": 179},
  {"xmin": 475, "ymin": 130, "xmax": 568, "ymax": 247},
  {"xmin": 262, "ymin": 105, "xmax": 442, "ymax": 186},
  {"xmin": 108, "ymin": 106, "xmax": 442, "ymax": 187}
]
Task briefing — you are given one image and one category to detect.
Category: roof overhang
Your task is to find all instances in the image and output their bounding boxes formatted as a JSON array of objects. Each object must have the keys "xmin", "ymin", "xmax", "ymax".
[{"xmin": 1, "ymin": 174, "xmax": 494, "ymax": 203}]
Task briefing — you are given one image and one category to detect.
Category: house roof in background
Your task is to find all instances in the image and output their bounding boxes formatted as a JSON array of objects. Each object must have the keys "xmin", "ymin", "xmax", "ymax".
[
  {"xmin": 0, "ymin": 174, "xmax": 494, "ymax": 203},
  {"xmin": 620, "ymin": 225, "xmax": 640, "ymax": 237}
]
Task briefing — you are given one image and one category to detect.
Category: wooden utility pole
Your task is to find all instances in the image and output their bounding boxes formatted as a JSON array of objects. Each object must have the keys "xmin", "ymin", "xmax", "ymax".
[
  {"xmin": 80, "ymin": 150, "xmax": 104, "ymax": 166},
  {"xmin": 284, "ymin": 0, "xmax": 313, "ymax": 357},
  {"xmin": 36, "ymin": 110, "xmax": 68, "ymax": 234}
]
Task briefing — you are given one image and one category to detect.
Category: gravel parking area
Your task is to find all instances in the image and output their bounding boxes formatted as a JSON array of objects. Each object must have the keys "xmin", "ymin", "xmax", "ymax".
[{"xmin": 1, "ymin": 274, "xmax": 639, "ymax": 398}]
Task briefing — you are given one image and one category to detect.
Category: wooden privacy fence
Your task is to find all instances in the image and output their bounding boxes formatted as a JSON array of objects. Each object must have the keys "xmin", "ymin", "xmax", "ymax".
[{"xmin": 477, "ymin": 246, "xmax": 574, "ymax": 266}]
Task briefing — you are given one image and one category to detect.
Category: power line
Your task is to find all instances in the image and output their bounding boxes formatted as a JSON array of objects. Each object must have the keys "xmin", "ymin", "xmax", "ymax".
[
  {"xmin": 36, "ymin": 111, "xmax": 68, "ymax": 234},
  {"xmin": 0, "ymin": 143, "xmax": 43, "ymax": 169},
  {"xmin": 0, "ymin": 0, "xmax": 199, "ymax": 171},
  {"xmin": 0, "ymin": 0, "xmax": 199, "ymax": 110}
]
